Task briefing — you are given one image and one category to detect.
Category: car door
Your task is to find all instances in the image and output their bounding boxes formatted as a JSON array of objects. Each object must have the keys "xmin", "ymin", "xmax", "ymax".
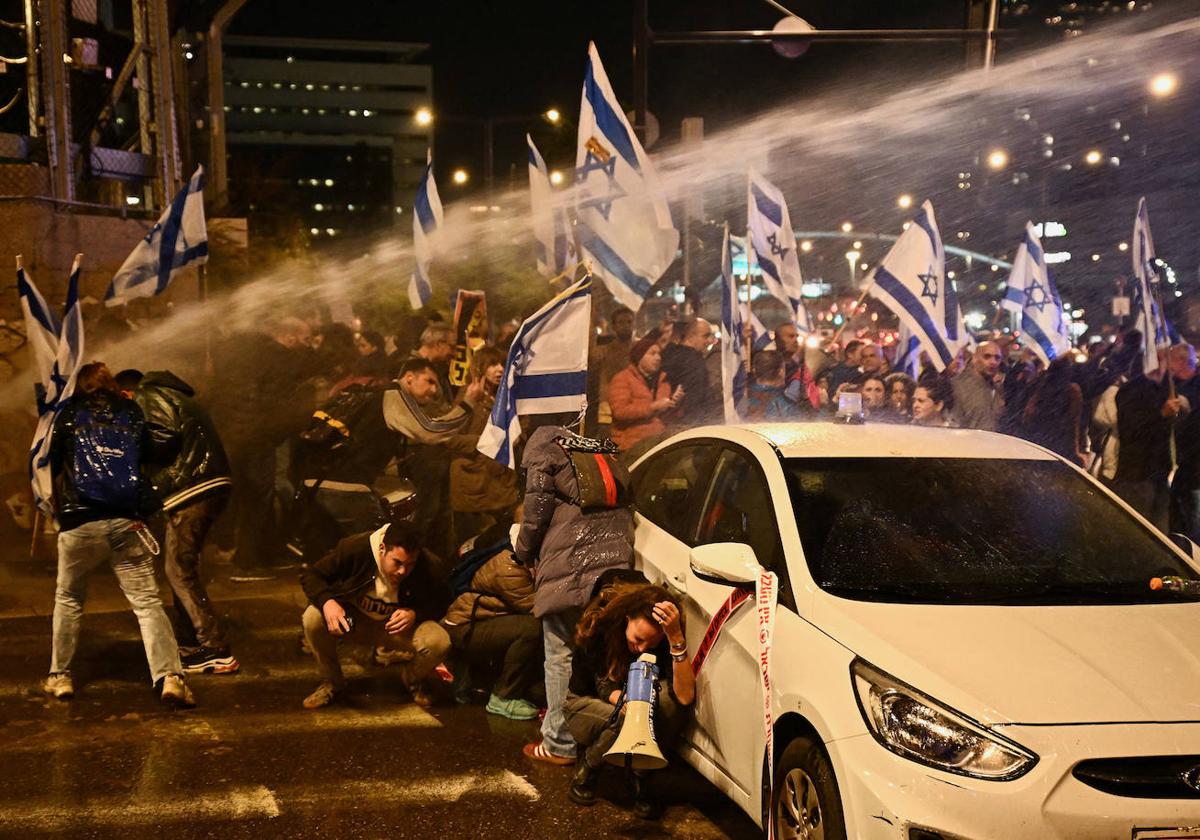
[
  {"xmin": 632, "ymin": 441, "xmax": 719, "ymax": 596},
  {"xmin": 685, "ymin": 445, "xmax": 795, "ymax": 791}
]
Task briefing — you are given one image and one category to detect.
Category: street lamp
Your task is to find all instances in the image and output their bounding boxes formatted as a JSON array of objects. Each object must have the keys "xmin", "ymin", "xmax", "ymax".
[
  {"xmin": 549, "ymin": 170, "xmax": 564, "ymax": 186},
  {"xmin": 800, "ymin": 240, "xmax": 813, "ymax": 252},
  {"xmin": 846, "ymin": 249, "xmax": 861, "ymax": 287},
  {"xmin": 1150, "ymin": 72, "xmax": 1178, "ymax": 98},
  {"xmin": 1084, "ymin": 149, "xmax": 1103, "ymax": 166},
  {"xmin": 544, "ymin": 108, "xmax": 562, "ymax": 125},
  {"xmin": 415, "ymin": 107, "xmax": 433, "ymax": 127},
  {"xmin": 452, "ymin": 168, "xmax": 469, "ymax": 186},
  {"xmin": 986, "ymin": 149, "xmax": 1008, "ymax": 170},
  {"xmin": 897, "ymin": 193, "xmax": 913, "ymax": 209},
  {"xmin": 840, "ymin": 221, "xmax": 853, "ymax": 233}
]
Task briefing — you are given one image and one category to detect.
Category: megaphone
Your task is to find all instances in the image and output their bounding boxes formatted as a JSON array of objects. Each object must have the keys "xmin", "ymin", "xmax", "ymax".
[{"xmin": 604, "ymin": 653, "xmax": 668, "ymax": 771}]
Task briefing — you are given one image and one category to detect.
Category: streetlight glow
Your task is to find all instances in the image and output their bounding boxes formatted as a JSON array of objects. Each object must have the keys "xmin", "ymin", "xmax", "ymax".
[
  {"xmin": 1150, "ymin": 72, "xmax": 1178, "ymax": 97},
  {"xmin": 415, "ymin": 107, "xmax": 433, "ymax": 127},
  {"xmin": 1118, "ymin": 242, "xmax": 1129, "ymax": 252},
  {"xmin": 897, "ymin": 194, "xmax": 913, "ymax": 209},
  {"xmin": 800, "ymin": 240, "xmax": 813, "ymax": 253},
  {"xmin": 840, "ymin": 221, "xmax": 853, "ymax": 233},
  {"xmin": 545, "ymin": 108, "xmax": 561, "ymax": 124},
  {"xmin": 1084, "ymin": 149, "xmax": 1103, "ymax": 165},
  {"xmin": 987, "ymin": 149, "xmax": 1009, "ymax": 170},
  {"xmin": 548, "ymin": 170, "xmax": 564, "ymax": 186},
  {"xmin": 452, "ymin": 168, "xmax": 469, "ymax": 185}
]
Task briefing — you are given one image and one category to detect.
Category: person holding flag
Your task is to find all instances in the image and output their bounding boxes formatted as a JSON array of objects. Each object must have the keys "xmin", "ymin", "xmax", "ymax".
[
  {"xmin": 409, "ymin": 151, "xmax": 444, "ymax": 310},
  {"xmin": 1001, "ymin": 222, "xmax": 1072, "ymax": 366},
  {"xmin": 573, "ymin": 43, "xmax": 677, "ymax": 312},
  {"xmin": 105, "ymin": 167, "xmax": 207, "ymax": 307}
]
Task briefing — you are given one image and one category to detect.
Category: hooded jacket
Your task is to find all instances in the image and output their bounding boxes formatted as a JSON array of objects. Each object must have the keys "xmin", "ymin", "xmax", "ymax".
[
  {"xmin": 514, "ymin": 426, "xmax": 633, "ymax": 618},
  {"xmin": 441, "ymin": 545, "xmax": 535, "ymax": 626},
  {"xmin": 132, "ymin": 370, "xmax": 232, "ymax": 512}
]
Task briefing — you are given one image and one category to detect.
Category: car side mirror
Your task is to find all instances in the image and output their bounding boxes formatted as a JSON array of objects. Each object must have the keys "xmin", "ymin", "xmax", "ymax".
[
  {"xmin": 689, "ymin": 543, "xmax": 763, "ymax": 587},
  {"xmin": 1169, "ymin": 532, "xmax": 1200, "ymax": 564}
]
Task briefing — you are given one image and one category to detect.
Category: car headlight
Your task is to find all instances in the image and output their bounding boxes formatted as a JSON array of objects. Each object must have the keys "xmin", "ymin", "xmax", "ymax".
[{"xmin": 851, "ymin": 658, "xmax": 1038, "ymax": 781}]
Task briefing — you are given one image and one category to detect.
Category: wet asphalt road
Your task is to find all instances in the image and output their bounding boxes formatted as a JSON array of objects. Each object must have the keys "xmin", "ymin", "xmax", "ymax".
[{"xmin": 0, "ymin": 549, "xmax": 760, "ymax": 839}]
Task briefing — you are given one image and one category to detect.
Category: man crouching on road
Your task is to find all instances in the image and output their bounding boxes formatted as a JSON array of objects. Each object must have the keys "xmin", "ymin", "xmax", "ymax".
[{"xmin": 299, "ymin": 519, "xmax": 451, "ymax": 709}]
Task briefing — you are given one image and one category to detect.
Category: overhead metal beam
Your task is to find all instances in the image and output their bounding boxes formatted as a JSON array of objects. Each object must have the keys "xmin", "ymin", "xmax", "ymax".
[
  {"xmin": 22, "ymin": 0, "xmax": 37, "ymax": 137},
  {"xmin": 207, "ymin": 0, "xmax": 251, "ymax": 214},
  {"xmin": 648, "ymin": 28, "xmax": 1002, "ymax": 45},
  {"xmin": 40, "ymin": 0, "xmax": 73, "ymax": 201},
  {"xmin": 88, "ymin": 43, "xmax": 143, "ymax": 147}
]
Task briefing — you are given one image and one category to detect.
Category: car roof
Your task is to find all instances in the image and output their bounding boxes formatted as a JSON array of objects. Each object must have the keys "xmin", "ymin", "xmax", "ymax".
[{"xmin": 657, "ymin": 422, "xmax": 1059, "ymax": 461}]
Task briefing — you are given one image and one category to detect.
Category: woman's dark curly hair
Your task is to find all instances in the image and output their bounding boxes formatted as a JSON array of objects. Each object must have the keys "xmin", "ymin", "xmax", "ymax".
[{"xmin": 576, "ymin": 582, "xmax": 682, "ymax": 683}]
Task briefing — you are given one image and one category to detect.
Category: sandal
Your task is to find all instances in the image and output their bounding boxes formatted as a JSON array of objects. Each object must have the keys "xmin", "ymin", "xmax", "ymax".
[{"xmin": 523, "ymin": 741, "xmax": 575, "ymax": 766}]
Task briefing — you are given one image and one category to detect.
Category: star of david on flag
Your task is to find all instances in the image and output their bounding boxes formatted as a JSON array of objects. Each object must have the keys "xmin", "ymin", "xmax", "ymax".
[
  {"xmin": 1001, "ymin": 222, "xmax": 1071, "ymax": 365},
  {"xmin": 573, "ymin": 42, "xmax": 677, "ymax": 313},
  {"xmin": 867, "ymin": 200, "xmax": 966, "ymax": 372},
  {"xmin": 747, "ymin": 170, "xmax": 812, "ymax": 333}
]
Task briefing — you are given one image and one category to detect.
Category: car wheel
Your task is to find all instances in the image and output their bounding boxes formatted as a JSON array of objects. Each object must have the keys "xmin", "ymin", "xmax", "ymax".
[{"xmin": 770, "ymin": 736, "xmax": 847, "ymax": 840}]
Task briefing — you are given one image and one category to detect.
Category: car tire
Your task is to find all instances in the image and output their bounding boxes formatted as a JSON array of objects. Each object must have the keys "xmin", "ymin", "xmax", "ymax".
[{"xmin": 769, "ymin": 736, "xmax": 847, "ymax": 840}]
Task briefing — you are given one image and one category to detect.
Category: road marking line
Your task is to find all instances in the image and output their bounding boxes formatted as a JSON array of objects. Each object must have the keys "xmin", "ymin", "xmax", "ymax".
[{"xmin": 0, "ymin": 785, "xmax": 281, "ymax": 829}]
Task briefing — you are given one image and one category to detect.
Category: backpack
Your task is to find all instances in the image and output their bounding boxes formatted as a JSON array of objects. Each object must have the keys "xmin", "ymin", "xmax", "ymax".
[
  {"xmin": 448, "ymin": 531, "xmax": 511, "ymax": 597},
  {"xmin": 298, "ymin": 384, "xmax": 387, "ymax": 462},
  {"xmin": 71, "ymin": 401, "xmax": 143, "ymax": 510}
]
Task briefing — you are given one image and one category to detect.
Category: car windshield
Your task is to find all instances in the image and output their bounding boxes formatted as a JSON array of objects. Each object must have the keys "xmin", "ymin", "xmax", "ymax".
[{"xmin": 787, "ymin": 457, "xmax": 1200, "ymax": 605}]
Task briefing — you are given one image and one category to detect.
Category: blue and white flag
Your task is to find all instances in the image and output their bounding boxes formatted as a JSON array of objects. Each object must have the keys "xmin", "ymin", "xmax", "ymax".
[
  {"xmin": 409, "ymin": 150, "xmax": 444, "ymax": 310},
  {"xmin": 1131, "ymin": 197, "xmax": 1173, "ymax": 374},
  {"xmin": 747, "ymin": 170, "xmax": 812, "ymax": 332},
  {"xmin": 477, "ymin": 275, "xmax": 593, "ymax": 468},
  {"xmin": 574, "ymin": 42, "xmax": 677, "ymax": 312},
  {"xmin": 527, "ymin": 135, "xmax": 574, "ymax": 280},
  {"xmin": 893, "ymin": 323, "xmax": 921, "ymax": 380},
  {"xmin": 720, "ymin": 226, "xmax": 747, "ymax": 424},
  {"xmin": 29, "ymin": 256, "xmax": 86, "ymax": 515},
  {"xmin": 867, "ymin": 201, "xmax": 966, "ymax": 372},
  {"xmin": 17, "ymin": 259, "xmax": 60, "ymax": 393},
  {"xmin": 1002, "ymin": 222, "xmax": 1072, "ymax": 366},
  {"xmin": 106, "ymin": 166, "xmax": 207, "ymax": 307}
]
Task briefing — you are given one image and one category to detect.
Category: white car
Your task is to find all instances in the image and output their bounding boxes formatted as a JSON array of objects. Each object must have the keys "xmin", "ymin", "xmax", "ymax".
[{"xmin": 629, "ymin": 423, "xmax": 1200, "ymax": 840}]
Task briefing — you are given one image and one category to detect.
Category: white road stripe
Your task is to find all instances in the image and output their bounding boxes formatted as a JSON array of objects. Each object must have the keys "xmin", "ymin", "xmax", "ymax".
[
  {"xmin": 0, "ymin": 785, "xmax": 282, "ymax": 830},
  {"xmin": 282, "ymin": 769, "xmax": 542, "ymax": 807}
]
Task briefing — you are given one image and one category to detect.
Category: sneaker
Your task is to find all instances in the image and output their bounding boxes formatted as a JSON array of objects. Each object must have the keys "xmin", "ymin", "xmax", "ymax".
[
  {"xmin": 485, "ymin": 693, "xmax": 540, "ymax": 721},
  {"xmin": 522, "ymin": 741, "xmax": 575, "ymax": 766},
  {"xmin": 373, "ymin": 646, "xmax": 414, "ymax": 666},
  {"xmin": 181, "ymin": 647, "xmax": 240, "ymax": 675},
  {"xmin": 160, "ymin": 674, "xmax": 196, "ymax": 709},
  {"xmin": 303, "ymin": 681, "xmax": 339, "ymax": 710},
  {"xmin": 42, "ymin": 672, "xmax": 74, "ymax": 700}
]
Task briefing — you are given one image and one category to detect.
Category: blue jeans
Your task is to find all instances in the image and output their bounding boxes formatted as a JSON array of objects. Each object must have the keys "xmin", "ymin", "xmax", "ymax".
[
  {"xmin": 51, "ymin": 517, "xmax": 182, "ymax": 683},
  {"xmin": 540, "ymin": 609, "xmax": 580, "ymax": 758}
]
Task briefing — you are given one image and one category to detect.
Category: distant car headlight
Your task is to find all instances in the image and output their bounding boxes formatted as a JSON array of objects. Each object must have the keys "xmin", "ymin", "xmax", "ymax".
[{"xmin": 851, "ymin": 658, "xmax": 1038, "ymax": 780}]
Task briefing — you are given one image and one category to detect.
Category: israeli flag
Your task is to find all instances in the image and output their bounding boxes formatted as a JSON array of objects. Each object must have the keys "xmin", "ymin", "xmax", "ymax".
[
  {"xmin": 1001, "ymin": 222, "xmax": 1072, "ymax": 366},
  {"xmin": 477, "ymin": 275, "xmax": 593, "ymax": 468},
  {"xmin": 29, "ymin": 256, "xmax": 86, "ymax": 515},
  {"xmin": 720, "ymin": 226, "xmax": 747, "ymax": 424},
  {"xmin": 528, "ymin": 135, "xmax": 574, "ymax": 280},
  {"xmin": 16, "ymin": 259, "xmax": 60, "ymax": 394},
  {"xmin": 747, "ymin": 171, "xmax": 812, "ymax": 332},
  {"xmin": 893, "ymin": 323, "xmax": 921, "ymax": 379},
  {"xmin": 867, "ymin": 201, "xmax": 966, "ymax": 372},
  {"xmin": 574, "ymin": 42, "xmax": 677, "ymax": 312},
  {"xmin": 1131, "ymin": 197, "xmax": 1173, "ymax": 374},
  {"xmin": 106, "ymin": 167, "xmax": 207, "ymax": 307},
  {"xmin": 409, "ymin": 150, "xmax": 444, "ymax": 310}
]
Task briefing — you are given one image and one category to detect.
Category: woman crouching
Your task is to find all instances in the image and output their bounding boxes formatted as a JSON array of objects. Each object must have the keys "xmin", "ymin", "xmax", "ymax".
[{"xmin": 564, "ymin": 580, "xmax": 695, "ymax": 820}]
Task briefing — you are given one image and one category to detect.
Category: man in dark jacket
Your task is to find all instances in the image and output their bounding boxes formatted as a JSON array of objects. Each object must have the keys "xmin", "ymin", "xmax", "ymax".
[
  {"xmin": 661, "ymin": 318, "xmax": 718, "ymax": 426},
  {"xmin": 119, "ymin": 369, "xmax": 237, "ymax": 676},
  {"xmin": 299, "ymin": 519, "xmax": 451, "ymax": 709},
  {"xmin": 45, "ymin": 362, "xmax": 195, "ymax": 708},
  {"xmin": 1113, "ymin": 353, "xmax": 1173, "ymax": 530}
]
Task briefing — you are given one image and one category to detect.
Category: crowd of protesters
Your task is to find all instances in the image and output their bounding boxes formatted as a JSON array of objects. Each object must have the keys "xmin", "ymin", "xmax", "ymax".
[{"xmin": 35, "ymin": 298, "xmax": 1196, "ymax": 820}]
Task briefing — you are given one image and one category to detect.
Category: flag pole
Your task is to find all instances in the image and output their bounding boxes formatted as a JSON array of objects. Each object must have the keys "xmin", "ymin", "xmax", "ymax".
[{"xmin": 742, "ymin": 228, "xmax": 753, "ymax": 400}]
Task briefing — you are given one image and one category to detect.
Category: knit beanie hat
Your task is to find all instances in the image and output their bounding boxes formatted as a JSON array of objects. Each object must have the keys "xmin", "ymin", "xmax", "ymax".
[{"xmin": 630, "ymin": 329, "xmax": 662, "ymax": 366}]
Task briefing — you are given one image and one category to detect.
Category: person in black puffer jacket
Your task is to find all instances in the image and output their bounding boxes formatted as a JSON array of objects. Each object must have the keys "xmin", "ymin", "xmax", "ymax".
[{"xmin": 118, "ymin": 369, "xmax": 238, "ymax": 676}]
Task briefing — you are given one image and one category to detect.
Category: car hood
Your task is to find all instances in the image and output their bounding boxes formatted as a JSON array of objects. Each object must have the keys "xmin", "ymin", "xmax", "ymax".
[{"xmin": 813, "ymin": 597, "xmax": 1200, "ymax": 725}]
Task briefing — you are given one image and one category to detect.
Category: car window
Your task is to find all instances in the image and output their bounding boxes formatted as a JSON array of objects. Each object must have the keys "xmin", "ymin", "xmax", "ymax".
[
  {"xmin": 695, "ymin": 448, "xmax": 795, "ymax": 610},
  {"xmin": 632, "ymin": 443, "xmax": 716, "ymax": 542},
  {"xmin": 787, "ymin": 456, "xmax": 1200, "ymax": 605}
]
